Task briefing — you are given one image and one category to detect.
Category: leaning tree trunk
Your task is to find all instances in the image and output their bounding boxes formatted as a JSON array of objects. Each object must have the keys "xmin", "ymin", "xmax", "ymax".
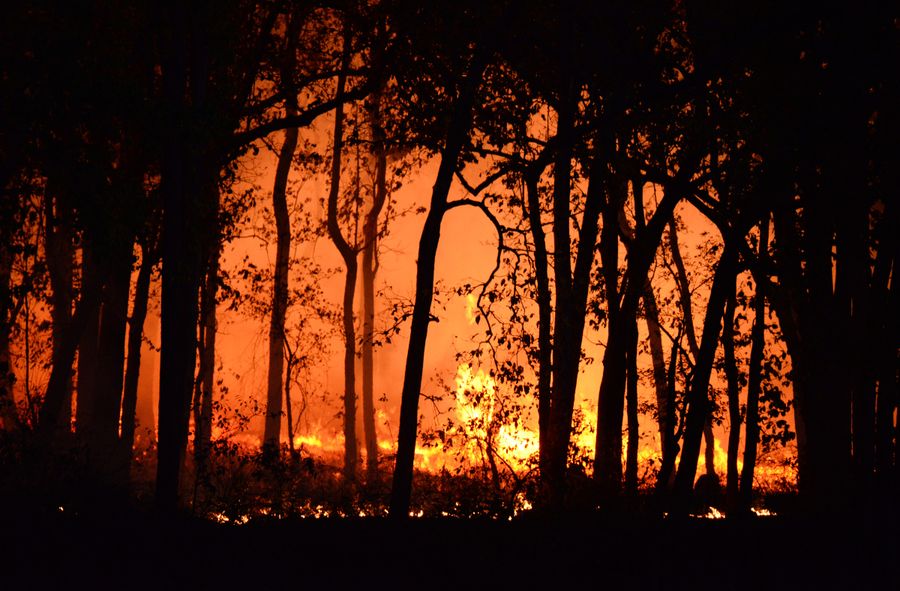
[
  {"xmin": 361, "ymin": 87, "xmax": 388, "ymax": 481},
  {"xmin": 389, "ymin": 50, "xmax": 487, "ymax": 518},
  {"xmin": 672, "ymin": 243, "xmax": 738, "ymax": 509},
  {"xmin": 121, "ymin": 239, "xmax": 157, "ymax": 460},
  {"xmin": 669, "ymin": 217, "xmax": 719, "ymax": 481},
  {"xmin": 739, "ymin": 220, "xmax": 768, "ymax": 511},
  {"xmin": 625, "ymin": 183, "xmax": 673, "ymax": 492},
  {"xmin": 263, "ymin": 104, "xmax": 298, "ymax": 461}
]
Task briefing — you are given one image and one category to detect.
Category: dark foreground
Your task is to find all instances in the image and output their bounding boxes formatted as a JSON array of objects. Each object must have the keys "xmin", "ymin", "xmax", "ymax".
[{"xmin": 2, "ymin": 505, "xmax": 896, "ymax": 590}]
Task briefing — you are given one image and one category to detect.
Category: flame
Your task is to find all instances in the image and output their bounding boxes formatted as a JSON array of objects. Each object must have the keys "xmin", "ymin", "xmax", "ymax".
[
  {"xmin": 195, "ymin": 361, "xmax": 796, "ymax": 494},
  {"xmin": 464, "ymin": 294, "xmax": 478, "ymax": 325},
  {"xmin": 452, "ymin": 363, "xmax": 539, "ymax": 472},
  {"xmin": 294, "ymin": 434, "xmax": 326, "ymax": 449}
]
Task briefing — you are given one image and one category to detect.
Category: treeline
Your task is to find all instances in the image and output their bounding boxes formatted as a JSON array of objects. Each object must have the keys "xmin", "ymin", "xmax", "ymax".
[{"xmin": 0, "ymin": 0, "xmax": 896, "ymax": 516}]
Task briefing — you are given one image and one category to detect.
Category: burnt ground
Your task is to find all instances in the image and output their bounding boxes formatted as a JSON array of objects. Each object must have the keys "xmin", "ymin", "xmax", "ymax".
[{"xmin": 1, "ymin": 504, "xmax": 896, "ymax": 590}]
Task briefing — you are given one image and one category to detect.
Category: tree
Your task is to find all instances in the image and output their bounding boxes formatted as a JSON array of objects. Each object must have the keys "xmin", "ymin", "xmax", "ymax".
[
  {"xmin": 389, "ymin": 0, "xmax": 501, "ymax": 517},
  {"xmin": 324, "ymin": 18, "xmax": 361, "ymax": 482},
  {"xmin": 262, "ymin": 110, "xmax": 299, "ymax": 460}
]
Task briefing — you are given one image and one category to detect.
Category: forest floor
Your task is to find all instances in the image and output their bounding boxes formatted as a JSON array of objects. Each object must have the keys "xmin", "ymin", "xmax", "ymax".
[{"xmin": 1, "ymin": 501, "xmax": 895, "ymax": 590}]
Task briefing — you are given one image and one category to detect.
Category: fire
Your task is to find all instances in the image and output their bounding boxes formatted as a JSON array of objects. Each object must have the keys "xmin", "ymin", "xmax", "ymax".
[
  {"xmin": 196, "ymin": 361, "xmax": 795, "ymax": 493},
  {"xmin": 452, "ymin": 363, "xmax": 539, "ymax": 472},
  {"xmin": 464, "ymin": 293, "xmax": 478, "ymax": 325},
  {"xmin": 294, "ymin": 434, "xmax": 326, "ymax": 449}
]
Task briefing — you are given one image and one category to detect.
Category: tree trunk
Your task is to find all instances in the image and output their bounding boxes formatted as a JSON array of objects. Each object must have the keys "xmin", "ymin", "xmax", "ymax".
[
  {"xmin": 193, "ymin": 244, "xmax": 219, "ymax": 489},
  {"xmin": 38, "ymin": 270, "xmax": 102, "ymax": 440},
  {"xmin": 263, "ymin": 104, "xmax": 298, "ymax": 460},
  {"xmin": 656, "ymin": 335, "xmax": 681, "ymax": 493},
  {"xmin": 76, "ymin": 249, "xmax": 101, "ymax": 434},
  {"xmin": 324, "ymin": 32, "xmax": 359, "ymax": 483},
  {"xmin": 88, "ymin": 250, "xmax": 133, "ymax": 482},
  {"xmin": 593, "ymin": 174, "xmax": 627, "ymax": 501},
  {"xmin": 524, "ymin": 171, "xmax": 553, "ymax": 479},
  {"xmin": 155, "ymin": 4, "xmax": 207, "ymax": 510},
  {"xmin": 389, "ymin": 50, "xmax": 487, "ymax": 518},
  {"xmin": 44, "ymin": 192, "xmax": 75, "ymax": 429},
  {"xmin": 542, "ymin": 61, "xmax": 578, "ymax": 507},
  {"xmin": 594, "ymin": 184, "xmax": 680, "ymax": 499},
  {"xmin": 361, "ymin": 87, "xmax": 388, "ymax": 482},
  {"xmin": 703, "ymin": 421, "xmax": 716, "ymax": 477},
  {"xmin": 873, "ymin": 214, "xmax": 896, "ymax": 491},
  {"xmin": 624, "ymin": 316, "xmax": 640, "ymax": 496},
  {"xmin": 739, "ymin": 220, "xmax": 768, "ymax": 511},
  {"xmin": 545, "ymin": 144, "xmax": 605, "ymax": 507},
  {"xmin": 642, "ymin": 288, "xmax": 673, "ymax": 484},
  {"xmin": 842, "ymin": 198, "xmax": 874, "ymax": 499},
  {"xmin": 672, "ymin": 243, "xmax": 738, "ymax": 508},
  {"xmin": 722, "ymin": 285, "xmax": 740, "ymax": 505},
  {"xmin": 0, "ymin": 246, "xmax": 18, "ymax": 430},
  {"xmin": 627, "ymin": 184, "xmax": 673, "ymax": 493},
  {"xmin": 135, "ymin": 300, "xmax": 159, "ymax": 448},
  {"xmin": 670, "ymin": 217, "xmax": 720, "ymax": 481},
  {"xmin": 121, "ymin": 241, "xmax": 156, "ymax": 459}
]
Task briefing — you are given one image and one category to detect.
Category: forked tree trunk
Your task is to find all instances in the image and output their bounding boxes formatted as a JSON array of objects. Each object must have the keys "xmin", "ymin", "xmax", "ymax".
[
  {"xmin": 263, "ymin": 10, "xmax": 301, "ymax": 461},
  {"xmin": 361, "ymin": 87, "xmax": 388, "ymax": 481},
  {"xmin": 626, "ymin": 183, "xmax": 673, "ymax": 492},
  {"xmin": 594, "ymin": 182, "xmax": 680, "ymax": 500},
  {"xmin": 672, "ymin": 244, "xmax": 738, "ymax": 508},
  {"xmin": 669, "ymin": 217, "xmax": 719, "ymax": 480},
  {"xmin": 325, "ymin": 29, "xmax": 359, "ymax": 482}
]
